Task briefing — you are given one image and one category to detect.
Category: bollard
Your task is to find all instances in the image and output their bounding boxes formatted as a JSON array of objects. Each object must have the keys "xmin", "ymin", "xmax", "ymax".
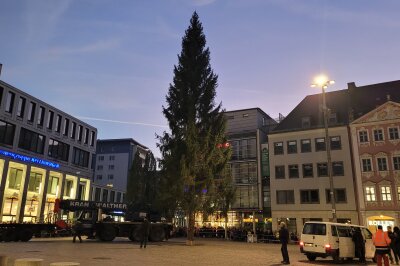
[
  {"xmin": 50, "ymin": 263, "xmax": 80, "ymax": 266},
  {"xmin": 14, "ymin": 258, "xmax": 43, "ymax": 266},
  {"xmin": 0, "ymin": 255, "xmax": 8, "ymax": 266}
]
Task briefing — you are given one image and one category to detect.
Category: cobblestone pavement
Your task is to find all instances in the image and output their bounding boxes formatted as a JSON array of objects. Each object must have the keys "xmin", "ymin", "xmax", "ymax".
[{"xmin": 0, "ymin": 237, "xmax": 375, "ymax": 266}]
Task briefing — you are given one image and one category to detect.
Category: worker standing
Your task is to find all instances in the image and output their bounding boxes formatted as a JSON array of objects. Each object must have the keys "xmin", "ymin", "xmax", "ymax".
[{"xmin": 373, "ymin": 225, "xmax": 391, "ymax": 266}]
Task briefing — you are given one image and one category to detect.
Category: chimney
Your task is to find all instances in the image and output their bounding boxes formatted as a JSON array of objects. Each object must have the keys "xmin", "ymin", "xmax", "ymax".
[
  {"xmin": 0, "ymin": 63, "xmax": 2, "ymax": 77},
  {"xmin": 347, "ymin": 82, "xmax": 356, "ymax": 90}
]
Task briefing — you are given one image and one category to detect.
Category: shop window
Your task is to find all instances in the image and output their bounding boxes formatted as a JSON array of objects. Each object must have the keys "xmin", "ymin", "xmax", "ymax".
[
  {"xmin": 301, "ymin": 139, "xmax": 311, "ymax": 153},
  {"xmin": 300, "ymin": 190, "xmax": 319, "ymax": 204},
  {"xmin": 110, "ymin": 191, "xmax": 115, "ymax": 203},
  {"xmin": 63, "ymin": 179, "xmax": 74, "ymax": 197},
  {"xmin": 287, "ymin": 140, "xmax": 297, "ymax": 154},
  {"xmin": 47, "ymin": 176, "xmax": 59, "ymax": 195},
  {"xmin": 0, "ymin": 119, "xmax": 16, "ymax": 146},
  {"xmin": 8, "ymin": 168, "xmax": 23, "ymax": 190},
  {"xmin": 116, "ymin": 192, "xmax": 121, "ymax": 203},
  {"xmin": 358, "ymin": 130, "xmax": 369, "ymax": 143},
  {"xmin": 361, "ymin": 158, "xmax": 372, "ymax": 172},
  {"xmin": 28, "ymin": 172, "xmax": 42, "ymax": 193},
  {"xmin": 365, "ymin": 186, "xmax": 376, "ymax": 202},
  {"xmin": 302, "ymin": 164, "xmax": 313, "ymax": 178},
  {"xmin": 317, "ymin": 163, "xmax": 328, "ymax": 177},
  {"xmin": 315, "ymin": 138, "xmax": 326, "ymax": 151},
  {"xmin": 102, "ymin": 189, "xmax": 108, "ymax": 202},
  {"xmin": 389, "ymin": 127, "xmax": 399, "ymax": 140},
  {"xmin": 95, "ymin": 188, "xmax": 101, "ymax": 201}
]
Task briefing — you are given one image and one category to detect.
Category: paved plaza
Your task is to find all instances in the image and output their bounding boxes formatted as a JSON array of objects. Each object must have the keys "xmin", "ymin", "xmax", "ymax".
[{"xmin": 0, "ymin": 237, "xmax": 375, "ymax": 266}]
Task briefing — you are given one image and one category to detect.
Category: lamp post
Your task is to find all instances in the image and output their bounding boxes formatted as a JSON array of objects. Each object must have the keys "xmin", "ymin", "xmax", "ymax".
[{"xmin": 311, "ymin": 75, "xmax": 337, "ymax": 222}]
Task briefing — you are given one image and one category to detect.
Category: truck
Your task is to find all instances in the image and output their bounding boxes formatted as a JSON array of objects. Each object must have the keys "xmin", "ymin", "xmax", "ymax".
[{"xmin": 0, "ymin": 199, "xmax": 168, "ymax": 242}]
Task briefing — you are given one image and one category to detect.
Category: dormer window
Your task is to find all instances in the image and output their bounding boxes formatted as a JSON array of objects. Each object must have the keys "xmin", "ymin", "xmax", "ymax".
[
  {"xmin": 329, "ymin": 112, "xmax": 337, "ymax": 124},
  {"xmin": 302, "ymin": 117, "xmax": 311, "ymax": 128}
]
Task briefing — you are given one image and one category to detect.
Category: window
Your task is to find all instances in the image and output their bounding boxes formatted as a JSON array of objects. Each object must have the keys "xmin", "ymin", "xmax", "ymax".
[
  {"xmin": 28, "ymin": 172, "xmax": 42, "ymax": 193},
  {"xmin": 276, "ymin": 190, "xmax": 294, "ymax": 204},
  {"xmin": 301, "ymin": 139, "xmax": 311, "ymax": 153},
  {"xmin": 389, "ymin": 128, "xmax": 399, "ymax": 140},
  {"xmin": 8, "ymin": 168, "xmax": 23, "ymax": 190},
  {"xmin": 0, "ymin": 119, "xmax": 15, "ymax": 146},
  {"xmin": 95, "ymin": 188, "xmax": 101, "ymax": 201},
  {"xmin": 72, "ymin": 147, "xmax": 89, "ymax": 167},
  {"xmin": 317, "ymin": 163, "xmax": 328, "ymax": 177},
  {"xmin": 47, "ymin": 176, "xmax": 59, "ymax": 195},
  {"xmin": 361, "ymin": 158, "xmax": 372, "ymax": 172},
  {"xmin": 231, "ymin": 162, "xmax": 257, "ymax": 184},
  {"xmin": 27, "ymin": 102, "xmax": 36, "ymax": 122},
  {"xmin": 63, "ymin": 118, "xmax": 69, "ymax": 136},
  {"xmin": 377, "ymin": 157, "xmax": 388, "ymax": 171},
  {"xmin": 37, "ymin": 107, "xmax": 45, "ymax": 126},
  {"xmin": 84, "ymin": 128, "xmax": 89, "ymax": 144},
  {"xmin": 70, "ymin": 122, "xmax": 76, "ymax": 139},
  {"xmin": 96, "ymin": 175, "xmax": 102, "ymax": 180},
  {"xmin": 18, "ymin": 127, "xmax": 45, "ymax": 154},
  {"xmin": 98, "ymin": 156, "xmax": 104, "ymax": 161},
  {"xmin": 275, "ymin": 166, "xmax": 285, "ymax": 179},
  {"xmin": 315, "ymin": 138, "xmax": 326, "ymax": 151},
  {"xmin": 326, "ymin": 189, "xmax": 347, "ymax": 203},
  {"xmin": 109, "ymin": 155, "xmax": 115, "ymax": 161},
  {"xmin": 329, "ymin": 113, "xmax": 337, "ymax": 124},
  {"xmin": 381, "ymin": 186, "xmax": 392, "ymax": 201},
  {"xmin": 330, "ymin": 136, "xmax": 341, "ymax": 150},
  {"xmin": 302, "ymin": 223, "xmax": 326, "ymax": 235},
  {"xmin": 301, "ymin": 117, "xmax": 311, "ymax": 128},
  {"xmin": 47, "ymin": 110, "xmax": 54, "ymax": 129},
  {"xmin": 300, "ymin": 190, "xmax": 319, "ymax": 204},
  {"xmin": 55, "ymin": 115, "xmax": 62, "ymax": 133},
  {"xmin": 90, "ymin": 131, "xmax": 95, "ymax": 146},
  {"xmin": 0, "ymin": 87, "xmax": 3, "ymax": 107},
  {"xmin": 110, "ymin": 191, "xmax": 115, "ymax": 203},
  {"xmin": 365, "ymin": 186, "xmax": 376, "ymax": 201},
  {"xmin": 287, "ymin": 141, "xmax": 297, "ymax": 154},
  {"xmin": 288, "ymin": 164, "xmax": 299, "ymax": 178},
  {"xmin": 102, "ymin": 189, "xmax": 108, "ymax": 201},
  {"xmin": 97, "ymin": 165, "xmax": 103, "ymax": 170},
  {"xmin": 397, "ymin": 187, "xmax": 400, "ymax": 201},
  {"xmin": 5, "ymin": 91, "xmax": 15, "ymax": 113},
  {"xmin": 48, "ymin": 139, "xmax": 70, "ymax": 161},
  {"xmin": 393, "ymin": 156, "xmax": 400, "ymax": 170},
  {"xmin": 332, "ymin": 161, "xmax": 344, "ymax": 176},
  {"xmin": 359, "ymin": 131, "xmax": 369, "ymax": 143},
  {"xmin": 116, "ymin": 192, "xmax": 122, "ymax": 203},
  {"xmin": 108, "ymin": 174, "xmax": 114, "ymax": 180},
  {"xmin": 302, "ymin": 164, "xmax": 313, "ymax": 178},
  {"xmin": 274, "ymin": 142, "xmax": 283, "ymax": 155},
  {"xmin": 77, "ymin": 125, "xmax": 83, "ymax": 141},
  {"xmin": 374, "ymin": 129, "xmax": 384, "ymax": 141},
  {"xmin": 16, "ymin": 97, "xmax": 26, "ymax": 118},
  {"xmin": 63, "ymin": 180, "xmax": 74, "ymax": 197},
  {"xmin": 108, "ymin": 165, "xmax": 114, "ymax": 170}
]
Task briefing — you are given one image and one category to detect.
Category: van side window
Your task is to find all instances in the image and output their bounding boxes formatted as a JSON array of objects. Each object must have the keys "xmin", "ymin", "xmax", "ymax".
[
  {"xmin": 337, "ymin": 226, "xmax": 352, "ymax": 237},
  {"xmin": 302, "ymin": 223, "xmax": 326, "ymax": 235},
  {"xmin": 331, "ymin": 225, "xmax": 337, "ymax": 236},
  {"xmin": 362, "ymin": 228, "xmax": 372, "ymax": 239}
]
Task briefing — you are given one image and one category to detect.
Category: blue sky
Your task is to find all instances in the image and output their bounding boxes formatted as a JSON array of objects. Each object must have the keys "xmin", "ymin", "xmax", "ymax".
[{"xmin": 1, "ymin": 0, "xmax": 399, "ymax": 158}]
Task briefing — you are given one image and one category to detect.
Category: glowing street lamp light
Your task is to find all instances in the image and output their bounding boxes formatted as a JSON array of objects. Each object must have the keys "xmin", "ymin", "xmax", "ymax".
[{"xmin": 311, "ymin": 74, "xmax": 337, "ymax": 222}]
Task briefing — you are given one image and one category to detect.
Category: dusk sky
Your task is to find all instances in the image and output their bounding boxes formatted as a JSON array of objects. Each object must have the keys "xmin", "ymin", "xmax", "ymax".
[{"xmin": 1, "ymin": 0, "xmax": 399, "ymax": 158}]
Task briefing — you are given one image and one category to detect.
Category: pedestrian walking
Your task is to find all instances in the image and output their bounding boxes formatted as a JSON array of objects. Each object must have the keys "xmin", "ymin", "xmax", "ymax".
[
  {"xmin": 388, "ymin": 226, "xmax": 399, "ymax": 264},
  {"xmin": 279, "ymin": 222, "xmax": 290, "ymax": 265},
  {"xmin": 352, "ymin": 227, "xmax": 366, "ymax": 263},
  {"xmin": 393, "ymin": 226, "xmax": 400, "ymax": 265},
  {"xmin": 140, "ymin": 217, "xmax": 150, "ymax": 248},
  {"xmin": 72, "ymin": 220, "xmax": 83, "ymax": 243},
  {"xmin": 373, "ymin": 225, "xmax": 391, "ymax": 266}
]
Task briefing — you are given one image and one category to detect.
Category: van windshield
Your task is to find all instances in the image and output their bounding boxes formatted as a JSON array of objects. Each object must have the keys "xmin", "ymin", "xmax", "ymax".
[{"xmin": 302, "ymin": 223, "xmax": 326, "ymax": 235}]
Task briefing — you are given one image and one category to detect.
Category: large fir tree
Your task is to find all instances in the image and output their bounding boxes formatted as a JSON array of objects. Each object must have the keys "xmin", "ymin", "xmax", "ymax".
[{"xmin": 158, "ymin": 12, "xmax": 230, "ymax": 245}]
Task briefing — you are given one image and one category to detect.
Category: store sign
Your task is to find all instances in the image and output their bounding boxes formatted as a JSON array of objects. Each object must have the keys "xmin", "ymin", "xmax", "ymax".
[
  {"xmin": 0, "ymin": 149, "xmax": 60, "ymax": 169},
  {"xmin": 368, "ymin": 220, "xmax": 394, "ymax": 229}
]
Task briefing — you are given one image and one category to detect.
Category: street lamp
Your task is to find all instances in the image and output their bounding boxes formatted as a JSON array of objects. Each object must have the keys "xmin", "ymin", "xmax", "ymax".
[{"xmin": 311, "ymin": 75, "xmax": 337, "ymax": 222}]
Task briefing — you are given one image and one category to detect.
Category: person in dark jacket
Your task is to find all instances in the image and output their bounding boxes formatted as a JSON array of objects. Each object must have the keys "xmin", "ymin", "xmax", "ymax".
[
  {"xmin": 140, "ymin": 217, "xmax": 150, "ymax": 248},
  {"xmin": 279, "ymin": 222, "xmax": 290, "ymax": 264},
  {"xmin": 352, "ymin": 227, "xmax": 366, "ymax": 263},
  {"xmin": 388, "ymin": 226, "xmax": 399, "ymax": 264},
  {"xmin": 393, "ymin": 226, "xmax": 400, "ymax": 265},
  {"xmin": 72, "ymin": 220, "xmax": 83, "ymax": 243}
]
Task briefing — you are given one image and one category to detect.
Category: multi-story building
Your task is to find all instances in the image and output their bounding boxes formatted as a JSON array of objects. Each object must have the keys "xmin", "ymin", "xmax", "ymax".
[
  {"xmin": 0, "ymin": 80, "xmax": 96, "ymax": 223},
  {"xmin": 92, "ymin": 139, "xmax": 148, "ymax": 203},
  {"xmin": 350, "ymin": 100, "xmax": 400, "ymax": 231},
  {"xmin": 224, "ymin": 108, "xmax": 276, "ymax": 227},
  {"xmin": 269, "ymin": 80, "xmax": 400, "ymax": 235}
]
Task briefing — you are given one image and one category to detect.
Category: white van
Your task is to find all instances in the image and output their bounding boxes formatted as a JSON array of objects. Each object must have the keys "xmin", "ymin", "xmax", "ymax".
[{"xmin": 299, "ymin": 221, "xmax": 375, "ymax": 263}]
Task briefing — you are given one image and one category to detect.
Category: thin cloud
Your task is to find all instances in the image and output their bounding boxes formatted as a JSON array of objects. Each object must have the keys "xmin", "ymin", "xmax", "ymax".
[
  {"xmin": 77, "ymin": 116, "xmax": 168, "ymax": 129},
  {"xmin": 46, "ymin": 39, "xmax": 121, "ymax": 57},
  {"xmin": 192, "ymin": 0, "xmax": 217, "ymax": 6}
]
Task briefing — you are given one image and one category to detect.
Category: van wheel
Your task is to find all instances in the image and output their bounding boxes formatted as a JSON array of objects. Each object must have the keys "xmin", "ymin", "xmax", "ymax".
[
  {"xmin": 99, "ymin": 225, "xmax": 116, "ymax": 241},
  {"xmin": 332, "ymin": 253, "xmax": 344, "ymax": 264},
  {"xmin": 306, "ymin": 254, "xmax": 317, "ymax": 261}
]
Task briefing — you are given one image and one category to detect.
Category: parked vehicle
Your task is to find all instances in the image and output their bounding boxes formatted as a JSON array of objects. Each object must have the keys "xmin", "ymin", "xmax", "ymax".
[{"xmin": 299, "ymin": 221, "xmax": 375, "ymax": 263}]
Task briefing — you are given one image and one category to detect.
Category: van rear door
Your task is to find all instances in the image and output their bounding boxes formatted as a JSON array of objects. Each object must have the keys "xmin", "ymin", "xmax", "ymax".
[
  {"xmin": 335, "ymin": 225, "xmax": 354, "ymax": 258},
  {"xmin": 301, "ymin": 223, "xmax": 327, "ymax": 254},
  {"xmin": 362, "ymin": 227, "xmax": 375, "ymax": 259}
]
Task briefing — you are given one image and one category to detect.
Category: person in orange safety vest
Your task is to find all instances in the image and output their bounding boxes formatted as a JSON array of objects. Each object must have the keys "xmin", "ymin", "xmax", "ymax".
[{"xmin": 373, "ymin": 225, "xmax": 392, "ymax": 266}]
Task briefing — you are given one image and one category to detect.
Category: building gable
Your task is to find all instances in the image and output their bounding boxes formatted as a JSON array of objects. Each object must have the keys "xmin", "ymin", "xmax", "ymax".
[{"xmin": 351, "ymin": 101, "xmax": 400, "ymax": 125}]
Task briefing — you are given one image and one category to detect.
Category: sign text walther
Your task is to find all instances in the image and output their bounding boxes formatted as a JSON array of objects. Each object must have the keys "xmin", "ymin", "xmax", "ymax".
[{"xmin": 67, "ymin": 200, "xmax": 127, "ymax": 210}]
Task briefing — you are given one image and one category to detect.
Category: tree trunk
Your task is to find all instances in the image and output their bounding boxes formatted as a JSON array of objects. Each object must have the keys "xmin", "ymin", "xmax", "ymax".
[
  {"xmin": 186, "ymin": 211, "xmax": 195, "ymax": 246},
  {"xmin": 224, "ymin": 215, "xmax": 228, "ymax": 240}
]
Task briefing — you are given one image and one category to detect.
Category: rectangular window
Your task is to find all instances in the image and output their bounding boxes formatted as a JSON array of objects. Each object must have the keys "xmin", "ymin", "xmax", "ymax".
[
  {"xmin": 362, "ymin": 158, "xmax": 372, "ymax": 172},
  {"xmin": 97, "ymin": 165, "xmax": 103, "ymax": 170},
  {"xmin": 0, "ymin": 119, "xmax": 16, "ymax": 146},
  {"xmin": 274, "ymin": 142, "xmax": 283, "ymax": 155},
  {"xmin": 47, "ymin": 110, "xmax": 54, "ymax": 129},
  {"xmin": 28, "ymin": 172, "xmax": 42, "ymax": 193},
  {"xmin": 0, "ymin": 87, "xmax": 3, "ymax": 107},
  {"xmin": 110, "ymin": 191, "xmax": 115, "ymax": 203},
  {"xmin": 326, "ymin": 189, "xmax": 347, "ymax": 203},
  {"xmin": 16, "ymin": 97, "xmax": 26, "ymax": 118},
  {"xmin": 300, "ymin": 190, "xmax": 319, "ymax": 204},
  {"xmin": 48, "ymin": 139, "xmax": 70, "ymax": 161},
  {"xmin": 389, "ymin": 128, "xmax": 399, "ymax": 140},
  {"xmin": 77, "ymin": 125, "xmax": 83, "ymax": 141},
  {"xmin": 302, "ymin": 117, "xmax": 311, "ymax": 128},
  {"xmin": 37, "ymin": 107, "xmax": 45, "ymax": 126},
  {"xmin": 108, "ymin": 174, "xmax": 114, "ymax": 180},
  {"xmin": 90, "ymin": 131, "xmax": 95, "ymax": 146},
  {"xmin": 287, "ymin": 140, "xmax": 297, "ymax": 154},
  {"xmin": 84, "ymin": 128, "xmax": 89, "ymax": 144},
  {"xmin": 96, "ymin": 175, "xmax": 102, "ymax": 180},
  {"xmin": 302, "ymin": 163, "xmax": 313, "ymax": 178},
  {"xmin": 5, "ymin": 91, "xmax": 15, "ymax": 113},
  {"xmin": 109, "ymin": 155, "xmax": 115, "ymax": 161},
  {"xmin": 359, "ymin": 131, "xmax": 369, "ymax": 143},
  {"xmin": 55, "ymin": 115, "xmax": 62, "ymax": 133},
  {"xmin": 108, "ymin": 165, "xmax": 114, "ymax": 170},
  {"xmin": 102, "ymin": 189, "xmax": 108, "ymax": 201},
  {"xmin": 63, "ymin": 180, "xmax": 74, "ymax": 197},
  {"xmin": 275, "ymin": 165, "xmax": 285, "ymax": 179},
  {"xmin": 72, "ymin": 147, "xmax": 89, "ymax": 167},
  {"xmin": 63, "ymin": 118, "xmax": 69, "ymax": 136},
  {"xmin": 276, "ymin": 190, "xmax": 294, "ymax": 204},
  {"xmin": 393, "ymin": 156, "xmax": 400, "ymax": 171},
  {"xmin": 398, "ymin": 187, "xmax": 400, "ymax": 201},
  {"xmin": 374, "ymin": 129, "xmax": 384, "ymax": 141},
  {"xmin": 330, "ymin": 136, "xmax": 341, "ymax": 150},
  {"xmin": 365, "ymin": 186, "xmax": 376, "ymax": 201},
  {"xmin": 288, "ymin": 164, "xmax": 299, "ymax": 178},
  {"xmin": 116, "ymin": 192, "xmax": 121, "ymax": 203},
  {"xmin": 329, "ymin": 113, "xmax": 337, "ymax": 124},
  {"xmin": 98, "ymin": 156, "xmax": 104, "ymax": 161},
  {"xmin": 317, "ymin": 163, "xmax": 328, "ymax": 177},
  {"xmin": 332, "ymin": 161, "xmax": 344, "ymax": 176},
  {"xmin": 381, "ymin": 186, "xmax": 392, "ymax": 201},
  {"xmin": 71, "ymin": 122, "xmax": 76, "ymax": 139},
  {"xmin": 95, "ymin": 188, "xmax": 101, "ymax": 201},
  {"xmin": 27, "ymin": 102, "xmax": 36, "ymax": 122},
  {"xmin": 301, "ymin": 139, "xmax": 311, "ymax": 153},
  {"xmin": 315, "ymin": 138, "xmax": 326, "ymax": 151},
  {"xmin": 377, "ymin": 158, "xmax": 388, "ymax": 171},
  {"xmin": 18, "ymin": 127, "xmax": 45, "ymax": 154},
  {"xmin": 8, "ymin": 168, "xmax": 23, "ymax": 190},
  {"xmin": 47, "ymin": 176, "xmax": 59, "ymax": 195}
]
